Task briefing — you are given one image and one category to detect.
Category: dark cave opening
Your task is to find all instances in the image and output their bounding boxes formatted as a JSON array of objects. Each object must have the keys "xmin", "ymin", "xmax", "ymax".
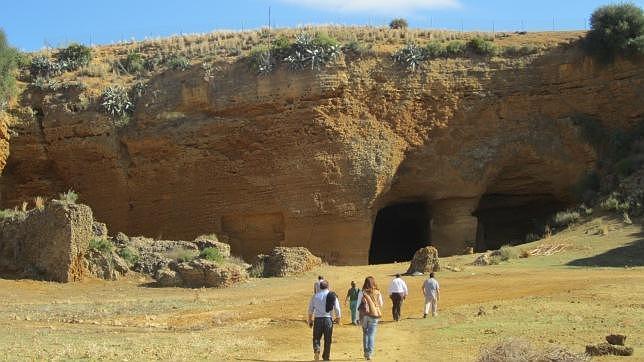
[
  {"xmin": 369, "ymin": 202, "xmax": 431, "ymax": 264},
  {"xmin": 473, "ymin": 194, "xmax": 567, "ymax": 251}
]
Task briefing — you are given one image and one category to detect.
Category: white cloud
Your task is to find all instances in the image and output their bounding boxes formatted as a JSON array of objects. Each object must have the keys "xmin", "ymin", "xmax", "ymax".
[{"xmin": 278, "ymin": 0, "xmax": 460, "ymax": 14}]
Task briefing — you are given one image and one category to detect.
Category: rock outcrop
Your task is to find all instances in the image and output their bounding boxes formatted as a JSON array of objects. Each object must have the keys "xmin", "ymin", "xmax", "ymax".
[
  {"xmin": 156, "ymin": 259, "xmax": 248, "ymax": 288},
  {"xmin": 1, "ymin": 42, "xmax": 642, "ymax": 264},
  {"xmin": 259, "ymin": 246, "xmax": 322, "ymax": 277},
  {"xmin": 0, "ymin": 200, "xmax": 92, "ymax": 282},
  {"xmin": 84, "ymin": 249, "xmax": 129, "ymax": 280},
  {"xmin": 406, "ymin": 246, "xmax": 440, "ymax": 274}
]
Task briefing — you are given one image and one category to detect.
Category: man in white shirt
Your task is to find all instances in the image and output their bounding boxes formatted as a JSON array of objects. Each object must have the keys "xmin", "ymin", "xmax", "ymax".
[
  {"xmin": 307, "ymin": 280, "xmax": 341, "ymax": 361},
  {"xmin": 422, "ymin": 272, "xmax": 440, "ymax": 318},
  {"xmin": 388, "ymin": 273, "xmax": 408, "ymax": 321}
]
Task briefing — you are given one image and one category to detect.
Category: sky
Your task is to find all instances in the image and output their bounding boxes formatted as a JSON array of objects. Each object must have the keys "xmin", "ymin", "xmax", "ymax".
[{"xmin": 1, "ymin": 0, "xmax": 643, "ymax": 51}]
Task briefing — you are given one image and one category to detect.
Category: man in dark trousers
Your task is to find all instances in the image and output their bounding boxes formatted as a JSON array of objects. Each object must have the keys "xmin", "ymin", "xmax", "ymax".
[
  {"xmin": 308, "ymin": 280, "xmax": 341, "ymax": 361},
  {"xmin": 388, "ymin": 273, "xmax": 408, "ymax": 321}
]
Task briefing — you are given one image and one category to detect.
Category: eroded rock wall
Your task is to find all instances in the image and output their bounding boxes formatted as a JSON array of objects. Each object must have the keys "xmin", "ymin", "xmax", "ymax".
[{"xmin": 1, "ymin": 47, "xmax": 642, "ymax": 264}]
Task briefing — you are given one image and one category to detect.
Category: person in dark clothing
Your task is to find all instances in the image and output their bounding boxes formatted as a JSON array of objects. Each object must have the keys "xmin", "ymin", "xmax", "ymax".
[
  {"xmin": 307, "ymin": 280, "xmax": 341, "ymax": 361},
  {"xmin": 388, "ymin": 273, "xmax": 408, "ymax": 321}
]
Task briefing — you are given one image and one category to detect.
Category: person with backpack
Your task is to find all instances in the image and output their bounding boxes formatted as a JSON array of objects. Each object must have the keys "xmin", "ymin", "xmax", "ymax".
[
  {"xmin": 388, "ymin": 273, "xmax": 408, "ymax": 321},
  {"xmin": 345, "ymin": 280, "xmax": 361, "ymax": 325},
  {"xmin": 422, "ymin": 272, "xmax": 440, "ymax": 318},
  {"xmin": 307, "ymin": 280, "xmax": 341, "ymax": 361},
  {"xmin": 357, "ymin": 276, "xmax": 383, "ymax": 360}
]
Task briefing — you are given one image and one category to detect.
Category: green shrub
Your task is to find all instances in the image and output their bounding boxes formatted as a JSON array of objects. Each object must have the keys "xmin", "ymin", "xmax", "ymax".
[
  {"xmin": 600, "ymin": 194, "xmax": 630, "ymax": 212},
  {"xmin": 199, "ymin": 247, "xmax": 224, "ymax": 263},
  {"xmin": 393, "ymin": 43, "xmax": 426, "ymax": 71},
  {"xmin": 58, "ymin": 189, "xmax": 78, "ymax": 204},
  {"xmin": 249, "ymin": 46, "xmax": 274, "ymax": 75},
  {"xmin": 389, "ymin": 18, "xmax": 409, "ymax": 29},
  {"xmin": 272, "ymin": 35, "xmax": 291, "ymax": 53},
  {"xmin": 118, "ymin": 51, "xmax": 144, "ymax": 74},
  {"xmin": 173, "ymin": 248, "xmax": 197, "ymax": 263},
  {"xmin": 342, "ymin": 40, "xmax": 373, "ymax": 58},
  {"xmin": 117, "ymin": 247, "xmax": 139, "ymax": 266},
  {"xmin": 425, "ymin": 41, "xmax": 446, "ymax": 59},
  {"xmin": 586, "ymin": 2, "xmax": 644, "ymax": 60},
  {"xmin": 283, "ymin": 32, "xmax": 340, "ymax": 71},
  {"xmin": 101, "ymin": 86, "xmax": 133, "ymax": 118},
  {"xmin": 89, "ymin": 238, "xmax": 114, "ymax": 254},
  {"xmin": 499, "ymin": 245, "xmax": 518, "ymax": 261},
  {"xmin": 56, "ymin": 43, "xmax": 91, "ymax": 71},
  {"xmin": 551, "ymin": 210, "xmax": 580, "ymax": 228},
  {"xmin": 503, "ymin": 44, "xmax": 538, "ymax": 57},
  {"xmin": 445, "ymin": 40, "xmax": 466, "ymax": 57},
  {"xmin": 165, "ymin": 53, "xmax": 189, "ymax": 71},
  {"xmin": 0, "ymin": 30, "xmax": 19, "ymax": 110},
  {"xmin": 468, "ymin": 37, "xmax": 497, "ymax": 56},
  {"xmin": 30, "ymin": 56, "xmax": 59, "ymax": 79}
]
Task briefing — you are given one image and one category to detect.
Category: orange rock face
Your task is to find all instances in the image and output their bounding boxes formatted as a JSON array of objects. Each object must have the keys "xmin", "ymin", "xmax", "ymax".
[{"xmin": 1, "ymin": 49, "xmax": 642, "ymax": 264}]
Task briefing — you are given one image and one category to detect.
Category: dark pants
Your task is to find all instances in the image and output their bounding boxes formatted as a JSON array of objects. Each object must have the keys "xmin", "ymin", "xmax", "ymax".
[
  {"xmin": 313, "ymin": 317, "xmax": 333, "ymax": 360},
  {"xmin": 390, "ymin": 293, "xmax": 404, "ymax": 321}
]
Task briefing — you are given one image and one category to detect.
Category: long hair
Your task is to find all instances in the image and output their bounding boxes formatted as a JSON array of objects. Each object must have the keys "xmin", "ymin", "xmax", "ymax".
[{"xmin": 362, "ymin": 276, "xmax": 379, "ymax": 293}]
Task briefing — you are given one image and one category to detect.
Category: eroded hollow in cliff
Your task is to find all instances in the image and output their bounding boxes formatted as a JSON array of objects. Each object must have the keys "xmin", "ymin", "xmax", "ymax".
[
  {"xmin": 473, "ymin": 194, "xmax": 566, "ymax": 251},
  {"xmin": 369, "ymin": 202, "xmax": 430, "ymax": 264}
]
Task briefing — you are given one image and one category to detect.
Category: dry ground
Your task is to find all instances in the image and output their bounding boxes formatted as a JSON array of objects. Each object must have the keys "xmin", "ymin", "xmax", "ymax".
[{"xmin": 1, "ymin": 216, "xmax": 642, "ymax": 361}]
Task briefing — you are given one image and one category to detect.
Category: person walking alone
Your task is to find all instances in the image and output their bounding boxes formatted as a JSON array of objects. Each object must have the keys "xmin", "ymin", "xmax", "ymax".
[
  {"xmin": 388, "ymin": 273, "xmax": 408, "ymax": 321},
  {"xmin": 313, "ymin": 275, "xmax": 325, "ymax": 294},
  {"xmin": 345, "ymin": 281, "xmax": 361, "ymax": 325},
  {"xmin": 422, "ymin": 272, "xmax": 440, "ymax": 318},
  {"xmin": 307, "ymin": 280, "xmax": 341, "ymax": 361},
  {"xmin": 357, "ymin": 276, "xmax": 383, "ymax": 360}
]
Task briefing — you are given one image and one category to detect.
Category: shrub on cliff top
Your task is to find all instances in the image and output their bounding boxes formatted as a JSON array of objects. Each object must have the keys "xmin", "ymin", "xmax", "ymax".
[
  {"xmin": 283, "ymin": 32, "xmax": 341, "ymax": 71},
  {"xmin": 467, "ymin": 37, "xmax": 498, "ymax": 56},
  {"xmin": 56, "ymin": 43, "xmax": 91, "ymax": 71},
  {"xmin": 586, "ymin": 2, "xmax": 644, "ymax": 61},
  {"xmin": 58, "ymin": 189, "xmax": 79, "ymax": 204},
  {"xmin": 389, "ymin": 18, "xmax": 409, "ymax": 29},
  {"xmin": 393, "ymin": 42, "xmax": 426, "ymax": 71},
  {"xmin": 0, "ymin": 29, "xmax": 19, "ymax": 110},
  {"xmin": 199, "ymin": 247, "xmax": 224, "ymax": 263}
]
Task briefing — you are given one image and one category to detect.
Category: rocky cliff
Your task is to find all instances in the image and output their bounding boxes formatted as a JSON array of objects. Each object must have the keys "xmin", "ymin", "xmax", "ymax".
[{"xmin": 1, "ymin": 42, "xmax": 642, "ymax": 264}]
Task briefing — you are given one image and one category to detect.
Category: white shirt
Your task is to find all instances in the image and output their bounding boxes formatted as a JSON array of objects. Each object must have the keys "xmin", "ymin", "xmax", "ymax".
[
  {"xmin": 356, "ymin": 290, "xmax": 384, "ymax": 308},
  {"xmin": 423, "ymin": 278, "xmax": 440, "ymax": 298},
  {"xmin": 388, "ymin": 277, "xmax": 409, "ymax": 296},
  {"xmin": 308, "ymin": 289, "xmax": 341, "ymax": 318}
]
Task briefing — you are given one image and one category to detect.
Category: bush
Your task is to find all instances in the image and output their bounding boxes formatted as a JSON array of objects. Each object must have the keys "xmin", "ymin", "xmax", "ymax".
[
  {"xmin": 165, "ymin": 53, "xmax": 189, "ymax": 71},
  {"xmin": 389, "ymin": 18, "xmax": 409, "ymax": 29},
  {"xmin": 393, "ymin": 43, "xmax": 426, "ymax": 71},
  {"xmin": 101, "ymin": 86, "xmax": 133, "ymax": 118},
  {"xmin": 499, "ymin": 245, "xmax": 518, "ymax": 261},
  {"xmin": 199, "ymin": 247, "xmax": 224, "ymax": 263},
  {"xmin": 600, "ymin": 194, "xmax": 630, "ymax": 212},
  {"xmin": 56, "ymin": 43, "xmax": 91, "ymax": 71},
  {"xmin": 58, "ymin": 189, "xmax": 78, "ymax": 204},
  {"xmin": 0, "ymin": 208, "xmax": 23, "ymax": 220},
  {"xmin": 342, "ymin": 41, "xmax": 373, "ymax": 58},
  {"xmin": 29, "ymin": 55, "xmax": 61, "ymax": 79},
  {"xmin": 249, "ymin": 46, "xmax": 274, "ymax": 75},
  {"xmin": 89, "ymin": 238, "xmax": 114, "ymax": 254},
  {"xmin": 117, "ymin": 247, "xmax": 139, "ymax": 266},
  {"xmin": 468, "ymin": 37, "xmax": 498, "ymax": 56},
  {"xmin": 283, "ymin": 32, "xmax": 340, "ymax": 71},
  {"xmin": 551, "ymin": 210, "xmax": 580, "ymax": 227},
  {"xmin": 445, "ymin": 40, "xmax": 466, "ymax": 57},
  {"xmin": 586, "ymin": 2, "xmax": 644, "ymax": 60},
  {"xmin": 117, "ymin": 52, "xmax": 144, "ymax": 74},
  {"xmin": 0, "ymin": 30, "xmax": 19, "ymax": 110},
  {"xmin": 172, "ymin": 248, "xmax": 197, "ymax": 263},
  {"xmin": 502, "ymin": 44, "xmax": 538, "ymax": 57},
  {"xmin": 249, "ymin": 261, "xmax": 265, "ymax": 278},
  {"xmin": 425, "ymin": 41, "xmax": 447, "ymax": 59}
]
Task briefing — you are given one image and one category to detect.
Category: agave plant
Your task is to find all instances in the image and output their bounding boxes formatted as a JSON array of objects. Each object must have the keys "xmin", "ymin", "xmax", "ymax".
[
  {"xmin": 393, "ymin": 43, "xmax": 426, "ymax": 72},
  {"xmin": 101, "ymin": 86, "xmax": 133, "ymax": 118},
  {"xmin": 283, "ymin": 32, "xmax": 341, "ymax": 71},
  {"xmin": 30, "ymin": 55, "xmax": 62, "ymax": 78}
]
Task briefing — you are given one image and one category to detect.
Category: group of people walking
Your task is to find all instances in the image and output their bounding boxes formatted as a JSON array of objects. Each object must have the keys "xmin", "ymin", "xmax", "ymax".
[{"xmin": 307, "ymin": 273, "xmax": 440, "ymax": 361}]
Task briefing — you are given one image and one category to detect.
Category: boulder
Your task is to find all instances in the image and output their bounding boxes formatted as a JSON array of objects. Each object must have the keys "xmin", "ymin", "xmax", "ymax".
[
  {"xmin": 92, "ymin": 222, "xmax": 108, "ymax": 238},
  {"xmin": 262, "ymin": 247, "xmax": 322, "ymax": 277},
  {"xmin": 155, "ymin": 267, "xmax": 183, "ymax": 287},
  {"xmin": 114, "ymin": 232, "xmax": 130, "ymax": 247},
  {"xmin": 173, "ymin": 260, "xmax": 248, "ymax": 288},
  {"xmin": 126, "ymin": 237, "xmax": 197, "ymax": 276},
  {"xmin": 606, "ymin": 334, "xmax": 627, "ymax": 346},
  {"xmin": 84, "ymin": 249, "xmax": 129, "ymax": 281},
  {"xmin": 193, "ymin": 235, "xmax": 231, "ymax": 257},
  {"xmin": 472, "ymin": 254, "xmax": 491, "ymax": 266},
  {"xmin": 406, "ymin": 246, "xmax": 440, "ymax": 274},
  {"xmin": 586, "ymin": 343, "xmax": 633, "ymax": 356}
]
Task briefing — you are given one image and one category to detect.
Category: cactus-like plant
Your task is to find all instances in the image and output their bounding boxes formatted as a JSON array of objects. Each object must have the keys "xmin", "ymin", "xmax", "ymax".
[
  {"xmin": 101, "ymin": 86, "xmax": 133, "ymax": 118},
  {"xmin": 56, "ymin": 43, "xmax": 91, "ymax": 71},
  {"xmin": 30, "ymin": 55, "xmax": 62, "ymax": 78},
  {"xmin": 393, "ymin": 43, "xmax": 426, "ymax": 72},
  {"xmin": 283, "ymin": 32, "xmax": 340, "ymax": 71}
]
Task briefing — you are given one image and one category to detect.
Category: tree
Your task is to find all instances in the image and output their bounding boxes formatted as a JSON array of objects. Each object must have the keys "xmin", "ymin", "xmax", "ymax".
[
  {"xmin": 0, "ymin": 29, "xmax": 19, "ymax": 110},
  {"xmin": 586, "ymin": 2, "xmax": 644, "ymax": 60},
  {"xmin": 389, "ymin": 18, "xmax": 409, "ymax": 30}
]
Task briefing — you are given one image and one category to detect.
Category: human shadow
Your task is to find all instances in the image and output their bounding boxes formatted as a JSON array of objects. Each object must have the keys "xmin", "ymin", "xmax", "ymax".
[{"xmin": 567, "ymin": 232, "xmax": 644, "ymax": 267}]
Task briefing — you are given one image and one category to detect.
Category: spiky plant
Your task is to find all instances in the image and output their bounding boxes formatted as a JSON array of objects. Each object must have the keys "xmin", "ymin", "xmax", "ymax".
[
  {"xmin": 393, "ymin": 43, "xmax": 426, "ymax": 72},
  {"xmin": 101, "ymin": 86, "xmax": 133, "ymax": 118}
]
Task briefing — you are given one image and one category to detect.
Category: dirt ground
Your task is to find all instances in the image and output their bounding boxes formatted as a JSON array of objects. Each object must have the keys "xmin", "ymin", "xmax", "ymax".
[{"xmin": 1, "ymin": 217, "xmax": 643, "ymax": 361}]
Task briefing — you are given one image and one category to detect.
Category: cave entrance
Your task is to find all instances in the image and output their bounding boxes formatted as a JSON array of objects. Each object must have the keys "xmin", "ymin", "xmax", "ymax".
[
  {"xmin": 473, "ymin": 194, "xmax": 566, "ymax": 251},
  {"xmin": 369, "ymin": 202, "xmax": 430, "ymax": 264}
]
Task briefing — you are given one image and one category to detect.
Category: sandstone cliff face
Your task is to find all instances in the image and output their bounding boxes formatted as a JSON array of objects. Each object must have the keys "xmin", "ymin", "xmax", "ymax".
[{"xmin": 1, "ymin": 46, "xmax": 642, "ymax": 264}]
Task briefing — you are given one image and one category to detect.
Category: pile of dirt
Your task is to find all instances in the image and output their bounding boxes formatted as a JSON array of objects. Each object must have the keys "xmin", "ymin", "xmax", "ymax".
[
  {"xmin": 0, "ymin": 200, "xmax": 93, "ymax": 282},
  {"xmin": 406, "ymin": 246, "xmax": 440, "ymax": 274},
  {"xmin": 257, "ymin": 247, "xmax": 322, "ymax": 277},
  {"xmin": 156, "ymin": 260, "xmax": 248, "ymax": 288}
]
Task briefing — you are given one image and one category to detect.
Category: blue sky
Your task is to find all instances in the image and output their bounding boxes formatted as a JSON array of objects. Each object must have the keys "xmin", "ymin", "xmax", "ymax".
[{"xmin": 2, "ymin": 0, "xmax": 643, "ymax": 51}]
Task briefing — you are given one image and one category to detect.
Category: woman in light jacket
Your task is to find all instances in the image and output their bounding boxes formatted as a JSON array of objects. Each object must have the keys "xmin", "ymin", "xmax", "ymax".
[{"xmin": 357, "ymin": 276, "xmax": 384, "ymax": 360}]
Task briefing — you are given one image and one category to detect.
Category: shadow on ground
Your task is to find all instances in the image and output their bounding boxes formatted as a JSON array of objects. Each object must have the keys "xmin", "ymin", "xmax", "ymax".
[{"xmin": 568, "ymin": 232, "xmax": 644, "ymax": 267}]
